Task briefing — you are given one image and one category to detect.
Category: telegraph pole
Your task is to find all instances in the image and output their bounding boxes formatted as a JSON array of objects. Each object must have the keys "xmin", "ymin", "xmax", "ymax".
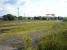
[{"xmin": 17, "ymin": 7, "xmax": 19, "ymax": 17}]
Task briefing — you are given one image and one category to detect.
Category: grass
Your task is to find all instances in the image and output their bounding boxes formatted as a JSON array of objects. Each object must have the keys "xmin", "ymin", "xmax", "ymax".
[
  {"xmin": 0, "ymin": 20, "xmax": 67, "ymax": 50},
  {"xmin": 35, "ymin": 21, "xmax": 67, "ymax": 50},
  {"xmin": 0, "ymin": 21, "xmax": 67, "ymax": 39},
  {"xmin": 37, "ymin": 30, "xmax": 67, "ymax": 50}
]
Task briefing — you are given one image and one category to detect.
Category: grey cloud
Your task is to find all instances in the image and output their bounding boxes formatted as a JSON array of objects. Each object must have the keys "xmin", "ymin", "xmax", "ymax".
[{"xmin": 3, "ymin": 0, "xmax": 18, "ymax": 5}]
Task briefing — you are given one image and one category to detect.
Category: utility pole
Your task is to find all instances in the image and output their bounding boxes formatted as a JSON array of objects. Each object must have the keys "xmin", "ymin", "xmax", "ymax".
[
  {"xmin": 17, "ymin": 7, "xmax": 19, "ymax": 17},
  {"xmin": 24, "ymin": 13, "xmax": 25, "ymax": 17}
]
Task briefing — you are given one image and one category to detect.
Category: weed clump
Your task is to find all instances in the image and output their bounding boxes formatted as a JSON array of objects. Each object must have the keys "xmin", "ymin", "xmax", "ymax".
[{"xmin": 37, "ymin": 31, "xmax": 67, "ymax": 50}]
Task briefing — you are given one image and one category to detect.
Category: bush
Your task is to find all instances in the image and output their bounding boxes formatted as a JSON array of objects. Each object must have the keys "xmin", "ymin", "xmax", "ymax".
[
  {"xmin": 22, "ymin": 34, "xmax": 32, "ymax": 50},
  {"xmin": 37, "ymin": 31, "xmax": 67, "ymax": 50}
]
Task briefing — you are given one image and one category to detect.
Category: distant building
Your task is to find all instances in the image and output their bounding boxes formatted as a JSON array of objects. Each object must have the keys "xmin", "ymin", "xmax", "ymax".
[
  {"xmin": 46, "ymin": 14, "xmax": 55, "ymax": 17},
  {"xmin": 46, "ymin": 14, "xmax": 56, "ymax": 20}
]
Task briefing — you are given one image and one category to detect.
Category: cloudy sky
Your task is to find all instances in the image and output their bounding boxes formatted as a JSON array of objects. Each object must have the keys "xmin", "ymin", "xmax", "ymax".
[{"xmin": 0, "ymin": 0, "xmax": 67, "ymax": 17}]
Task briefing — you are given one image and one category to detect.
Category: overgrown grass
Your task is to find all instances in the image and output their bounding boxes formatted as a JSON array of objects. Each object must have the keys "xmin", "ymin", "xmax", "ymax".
[
  {"xmin": 0, "ymin": 21, "xmax": 64, "ymax": 40},
  {"xmin": 36, "ymin": 22, "xmax": 67, "ymax": 50},
  {"xmin": 0, "ymin": 21, "xmax": 67, "ymax": 50},
  {"xmin": 0, "ymin": 21, "xmax": 64, "ymax": 33},
  {"xmin": 37, "ymin": 30, "xmax": 67, "ymax": 50}
]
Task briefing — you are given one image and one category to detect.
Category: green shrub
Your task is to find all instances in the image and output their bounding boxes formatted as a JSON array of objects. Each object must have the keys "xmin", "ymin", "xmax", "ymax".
[
  {"xmin": 37, "ymin": 31, "xmax": 67, "ymax": 50},
  {"xmin": 22, "ymin": 34, "xmax": 32, "ymax": 50},
  {"xmin": 62, "ymin": 30, "xmax": 67, "ymax": 40}
]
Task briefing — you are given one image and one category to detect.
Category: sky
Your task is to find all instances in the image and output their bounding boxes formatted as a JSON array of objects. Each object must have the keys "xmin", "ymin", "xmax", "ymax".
[{"xmin": 0, "ymin": 0, "xmax": 67, "ymax": 17}]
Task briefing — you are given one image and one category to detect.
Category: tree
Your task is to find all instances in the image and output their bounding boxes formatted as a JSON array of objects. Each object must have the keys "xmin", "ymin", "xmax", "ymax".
[
  {"xmin": 27, "ymin": 17, "xmax": 31, "ymax": 20},
  {"xmin": 18, "ymin": 16, "xmax": 23, "ymax": 20},
  {"xmin": 33, "ymin": 16, "xmax": 41, "ymax": 20},
  {"xmin": 41, "ymin": 17, "xmax": 47, "ymax": 20},
  {"xmin": 58, "ymin": 16, "xmax": 63, "ymax": 20},
  {"xmin": 2, "ymin": 14, "xmax": 16, "ymax": 21},
  {"xmin": 63, "ymin": 17, "xmax": 67, "ymax": 21}
]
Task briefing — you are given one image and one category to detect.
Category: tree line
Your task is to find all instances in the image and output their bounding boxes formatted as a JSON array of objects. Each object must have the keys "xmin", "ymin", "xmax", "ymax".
[{"xmin": 0, "ymin": 14, "xmax": 67, "ymax": 21}]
